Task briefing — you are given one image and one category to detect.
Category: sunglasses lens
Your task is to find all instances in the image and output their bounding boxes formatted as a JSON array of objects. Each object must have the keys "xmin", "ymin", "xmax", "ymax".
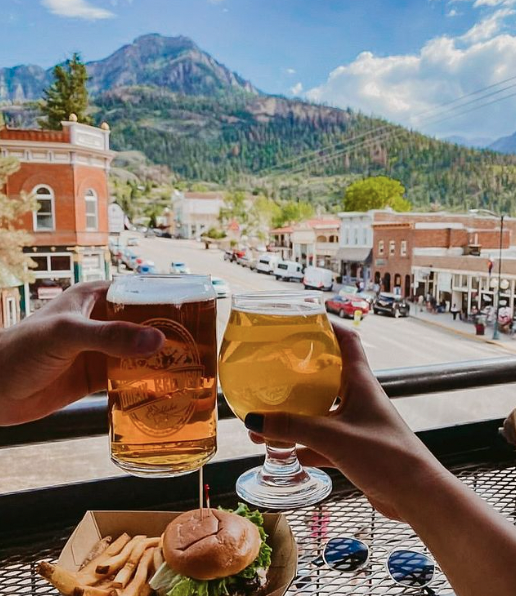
[
  {"xmin": 387, "ymin": 550, "xmax": 435, "ymax": 587},
  {"xmin": 323, "ymin": 537, "xmax": 369, "ymax": 572}
]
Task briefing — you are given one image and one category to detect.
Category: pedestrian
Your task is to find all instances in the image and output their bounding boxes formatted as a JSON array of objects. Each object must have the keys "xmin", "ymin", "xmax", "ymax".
[
  {"xmin": 450, "ymin": 303, "xmax": 460, "ymax": 321},
  {"xmin": 417, "ymin": 294, "xmax": 424, "ymax": 312}
]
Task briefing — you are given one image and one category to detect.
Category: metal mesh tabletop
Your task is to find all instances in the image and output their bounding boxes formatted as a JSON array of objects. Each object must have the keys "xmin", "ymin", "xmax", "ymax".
[{"xmin": 2, "ymin": 458, "xmax": 515, "ymax": 596}]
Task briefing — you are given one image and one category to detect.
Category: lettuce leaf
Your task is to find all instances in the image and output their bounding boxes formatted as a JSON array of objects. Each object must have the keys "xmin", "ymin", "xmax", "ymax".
[{"xmin": 223, "ymin": 503, "xmax": 272, "ymax": 580}]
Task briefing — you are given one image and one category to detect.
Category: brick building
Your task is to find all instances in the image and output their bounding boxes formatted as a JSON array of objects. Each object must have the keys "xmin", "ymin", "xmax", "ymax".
[
  {"xmin": 368, "ymin": 212, "xmax": 516, "ymax": 314},
  {"xmin": 0, "ymin": 118, "xmax": 115, "ymax": 316}
]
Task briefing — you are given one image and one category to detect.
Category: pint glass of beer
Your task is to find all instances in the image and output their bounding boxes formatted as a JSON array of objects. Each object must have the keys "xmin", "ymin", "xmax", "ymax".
[
  {"xmin": 219, "ymin": 291, "xmax": 342, "ymax": 508},
  {"xmin": 106, "ymin": 274, "xmax": 217, "ymax": 477}
]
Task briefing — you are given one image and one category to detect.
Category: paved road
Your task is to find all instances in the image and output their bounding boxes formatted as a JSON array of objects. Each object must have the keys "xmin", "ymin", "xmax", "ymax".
[
  {"xmin": 3, "ymin": 235, "xmax": 516, "ymax": 493},
  {"xmin": 132, "ymin": 236, "xmax": 516, "ymax": 429}
]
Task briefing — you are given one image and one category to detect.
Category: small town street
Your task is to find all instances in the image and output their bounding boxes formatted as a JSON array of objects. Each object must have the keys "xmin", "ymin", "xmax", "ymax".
[{"xmin": 3, "ymin": 234, "xmax": 516, "ymax": 493}]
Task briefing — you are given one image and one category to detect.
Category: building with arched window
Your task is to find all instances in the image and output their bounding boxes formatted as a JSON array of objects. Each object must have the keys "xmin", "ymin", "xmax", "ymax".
[{"xmin": 0, "ymin": 119, "xmax": 115, "ymax": 316}]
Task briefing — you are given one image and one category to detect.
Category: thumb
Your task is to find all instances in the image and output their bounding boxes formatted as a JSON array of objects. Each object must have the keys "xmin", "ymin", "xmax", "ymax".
[
  {"xmin": 53, "ymin": 317, "xmax": 166, "ymax": 358},
  {"xmin": 245, "ymin": 411, "xmax": 337, "ymax": 460}
]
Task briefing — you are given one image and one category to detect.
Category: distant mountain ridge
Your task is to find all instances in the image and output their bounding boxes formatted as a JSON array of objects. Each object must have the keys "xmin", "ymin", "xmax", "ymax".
[
  {"xmin": 0, "ymin": 33, "xmax": 257, "ymax": 102},
  {"xmin": 489, "ymin": 132, "xmax": 516, "ymax": 154},
  {"xmin": 2, "ymin": 33, "xmax": 516, "ymax": 214}
]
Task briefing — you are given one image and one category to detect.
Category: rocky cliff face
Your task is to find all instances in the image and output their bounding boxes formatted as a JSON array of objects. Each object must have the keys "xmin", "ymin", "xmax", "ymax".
[
  {"xmin": 0, "ymin": 33, "xmax": 257, "ymax": 103},
  {"xmin": 0, "ymin": 64, "xmax": 51, "ymax": 102}
]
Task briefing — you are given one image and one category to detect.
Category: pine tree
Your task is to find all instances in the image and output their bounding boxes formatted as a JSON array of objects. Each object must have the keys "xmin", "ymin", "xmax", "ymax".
[
  {"xmin": 39, "ymin": 53, "xmax": 92, "ymax": 130},
  {"xmin": 0, "ymin": 158, "xmax": 37, "ymax": 286}
]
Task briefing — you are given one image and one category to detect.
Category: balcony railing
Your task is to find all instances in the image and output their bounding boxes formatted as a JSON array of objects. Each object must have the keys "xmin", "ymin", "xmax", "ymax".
[{"xmin": 1, "ymin": 356, "xmax": 515, "ymax": 449}]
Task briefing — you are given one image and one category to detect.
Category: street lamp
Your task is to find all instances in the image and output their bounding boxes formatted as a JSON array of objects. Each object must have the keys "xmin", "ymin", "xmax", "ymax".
[{"xmin": 470, "ymin": 208, "xmax": 505, "ymax": 340}]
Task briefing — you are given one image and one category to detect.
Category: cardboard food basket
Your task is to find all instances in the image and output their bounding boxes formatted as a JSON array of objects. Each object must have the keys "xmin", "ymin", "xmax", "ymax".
[{"xmin": 56, "ymin": 510, "xmax": 298, "ymax": 596}]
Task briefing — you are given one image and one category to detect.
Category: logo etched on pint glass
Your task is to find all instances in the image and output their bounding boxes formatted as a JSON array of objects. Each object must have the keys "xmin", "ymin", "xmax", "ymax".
[
  {"xmin": 107, "ymin": 275, "xmax": 217, "ymax": 478},
  {"xmin": 116, "ymin": 318, "xmax": 205, "ymax": 437}
]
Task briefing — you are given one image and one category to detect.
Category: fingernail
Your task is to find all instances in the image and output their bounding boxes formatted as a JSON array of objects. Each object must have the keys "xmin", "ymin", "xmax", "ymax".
[
  {"xmin": 136, "ymin": 328, "xmax": 164, "ymax": 354},
  {"xmin": 245, "ymin": 413, "xmax": 264, "ymax": 433}
]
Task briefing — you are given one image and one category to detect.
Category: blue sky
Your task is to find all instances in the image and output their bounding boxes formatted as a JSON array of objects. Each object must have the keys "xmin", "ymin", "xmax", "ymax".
[{"xmin": 2, "ymin": 0, "xmax": 516, "ymax": 139}]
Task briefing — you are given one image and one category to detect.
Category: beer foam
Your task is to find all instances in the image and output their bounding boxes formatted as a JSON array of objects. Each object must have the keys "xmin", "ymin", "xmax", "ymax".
[
  {"xmin": 107, "ymin": 274, "xmax": 216, "ymax": 305},
  {"xmin": 233, "ymin": 294, "xmax": 326, "ymax": 316}
]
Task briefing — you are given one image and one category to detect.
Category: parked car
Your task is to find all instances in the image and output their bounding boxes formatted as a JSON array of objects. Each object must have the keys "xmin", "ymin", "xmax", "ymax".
[
  {"xmin": 144, "ymin": 229, "xmax": 156, "ymax": 238},
  {"xmin": 122, "ymin": 248, "xmax": 139, "ymax": 269},
  {"xmin": 137, "ymin": 261, "xmax": 157, "ymax": 274},
  {"xmin": 170, "ymin": 261, "xmax": 191, "ymax": 274},
  {"xmin": 325, "ymin": 294, "xmax": 370, "ymax": 318},
  {"xmin": 303, "ymin": 266, "xmax": 334, "ymax": 291},
  {"xmin": 211, "ymin": 277, "xmax": 230, "ymax": 298},
  {"xmin": 273, "ymin": 260, "xmax": 304, "ymax": 282},
  {"xmin": 358, "ymin": 290, "xmax": 377, "ymax": 306},
  {"xmin": 373, "ymin": 293, "xmax": 410, "ymax": 318},
  {"xmin": 223, "ymin": 250, "xmax": 234, "ymax": 262},
  {"xmin": 126, "ymin": 237, "xmax": 139, "ymax": 247},
  {"xmin": 256, "ymin": 254, "xmax": 280, "ymax": 274},
  {"xmin": 238, "ymin": 254, "xmax": 257, "ymax": 270}
]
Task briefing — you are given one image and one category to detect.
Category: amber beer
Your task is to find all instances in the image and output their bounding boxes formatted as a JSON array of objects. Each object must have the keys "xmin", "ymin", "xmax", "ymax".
[
  {"xmin": 106, "ymin": 275, "xmax": 217, "ymax": 477},
  {"xmin": 219, "ymin": 306, "xmax": 342, "ymax": 422}
]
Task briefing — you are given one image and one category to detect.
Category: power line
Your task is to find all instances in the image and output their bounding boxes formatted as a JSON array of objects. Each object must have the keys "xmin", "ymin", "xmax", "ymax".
[
  {"xmin": 258, "ymin": 73, "xmax": 516, "ymax": 178},
  {"xmin": 266, "ymin": 89, "xmax": 516, "ymax": 179}
]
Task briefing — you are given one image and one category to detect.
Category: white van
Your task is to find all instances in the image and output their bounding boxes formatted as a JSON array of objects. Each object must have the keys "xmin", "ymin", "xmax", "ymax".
[
  {"xmin": 256, "ymin": 254, "xmax": 280, "ymax": 274},
  {"xmin": 273, "ymin": 260, "xmax": 304, "ymax": 282},
  {"xmin": 303, "ymin": 266, "xmax": 334, "ymax": 291}
]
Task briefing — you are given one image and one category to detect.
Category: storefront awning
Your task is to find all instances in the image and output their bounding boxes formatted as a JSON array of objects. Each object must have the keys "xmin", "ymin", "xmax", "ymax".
[{"xmin": 335, "ymin": 248, "xmax": 372, "ymax": 263}]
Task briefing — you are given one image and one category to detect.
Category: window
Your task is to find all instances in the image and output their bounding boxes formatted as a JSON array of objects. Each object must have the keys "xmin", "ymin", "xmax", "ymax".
[
  {"xmin": 33, "ymin": 185, "xmax": 55, "ymax": 231},
  {"xmin": 400, "ymin": 240, "xmax": 407, "ymax": 256},
  {"xmin": 85, "ymin": 189, "xmax": 99, "ymax": 231},
  {"xmin": 389, "ymin": 240, "xmax": 396, "ymax": 256},
  {"xmin": 378, "ymin": 240, "xmax": 384, "ymax": 255},
  {"xmin": 6, "ymin": 297, "xmax": 16, "ymax": 328}
]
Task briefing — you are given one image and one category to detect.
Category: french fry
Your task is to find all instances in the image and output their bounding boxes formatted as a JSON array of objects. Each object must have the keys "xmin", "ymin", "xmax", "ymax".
[
  {"xmin": 78, "ymin": 534, "xmax": 133, "ymax": 586},
  {"xmin": 37, "ymin": 561, "xmax": 77, "ymax": 596},
  {"xmin": 36, "ymin": 562, "xmax": 117, "ymax": 596},
  {"xmin": 120, "ymin": 547, "xmax": 154, "ymax": 596},
  {"xmin": 112, "ymin": 538, "xmax": 149, "ymax": 589},
  {"xmin": 80, "ymin": 537, "xmax": 113, "ymax": 570},
  {"xmin": 95, "ymin": 536, "xmax": 147, "ymax": 576},
  {"xmin": 78, "ymin": 533, "xmax": 131, "ymax": 579},
  {"xmin": 153, "ymin": 548, "xmax": 164, "ymax": 574}
]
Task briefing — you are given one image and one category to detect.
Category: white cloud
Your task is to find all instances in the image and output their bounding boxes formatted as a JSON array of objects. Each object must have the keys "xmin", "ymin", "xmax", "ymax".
[
  {"xmin": 460, "ymin": 7, "xmax": 514, "ymax": 42},
  {"xmin": 447, "ymin": 8, "xmax": 460, "ymax": 16},
  {"xmin": 291, "ymin": 82, "xmax": 303, "ymax": 95},
  {"xmin": 302, "ymin": 1, "xmax": 516, "ymax": 138},
  {"xmin": 306, "ymin": 31, "xmax": 516, "ymax": 138},
  {"xmin": 41, "ymin": 0, "xmax": 114, "ymax": 19},
  {"xmin": 286, "ymin": 68, "xmax": 296, "ymax": 75}
]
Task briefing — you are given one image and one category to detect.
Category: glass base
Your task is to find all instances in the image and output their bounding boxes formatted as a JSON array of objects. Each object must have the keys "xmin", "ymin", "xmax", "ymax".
[
  {"xmin": 236, "ymin": 465, "xmax": 332, "ymax": 509},
  {"xmin": 111, "ymin": 456, "xmax": 208, "ymax": 478}
]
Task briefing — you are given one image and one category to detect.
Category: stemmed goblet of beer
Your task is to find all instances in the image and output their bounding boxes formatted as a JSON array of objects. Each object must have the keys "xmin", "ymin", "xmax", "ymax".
[
  {"xmin": 219, "ymin": 291, "xmax": 342, "ymax": 509},
  {"xmin": 106, "ymin": 274, "xmax": 218, "ymax": 477}
]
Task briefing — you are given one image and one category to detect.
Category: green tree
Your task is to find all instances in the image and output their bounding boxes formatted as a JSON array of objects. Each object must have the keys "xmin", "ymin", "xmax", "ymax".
[
  {"xmin": 273, "ymin": 201, "xmax": 314, "ymax": 228},
  {"xmin": 0, "ymin": 158, "xmax": 37, "ymax": 285},
  {"xmin": 39, "ymin": 53, "xmax": 92, "ymax": 130},
  {"xmin": 343, "ymin": 176, "xmax": 411, "ymax": 212}
]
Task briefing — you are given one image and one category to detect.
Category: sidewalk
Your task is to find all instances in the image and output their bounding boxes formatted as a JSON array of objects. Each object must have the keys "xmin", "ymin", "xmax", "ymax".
[{"xmin": 410, "ymin": 305, "xmax": 516, "ymax": 354}]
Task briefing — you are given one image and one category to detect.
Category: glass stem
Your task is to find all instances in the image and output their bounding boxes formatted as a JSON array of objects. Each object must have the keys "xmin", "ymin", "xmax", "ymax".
[{"xmin": 260, "ymin": 442, "xmax": 310, "ymax": 485}]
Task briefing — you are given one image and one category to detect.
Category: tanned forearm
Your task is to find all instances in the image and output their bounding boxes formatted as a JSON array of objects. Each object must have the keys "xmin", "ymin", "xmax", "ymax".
[{"xmin": 399, "ymin": 460, "xmax": 516, "ymax": 596}]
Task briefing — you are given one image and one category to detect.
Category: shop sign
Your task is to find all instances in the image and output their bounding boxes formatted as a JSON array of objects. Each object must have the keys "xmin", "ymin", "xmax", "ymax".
[
  {"xmin": 37, "ymin": 286, "xmax": 63, "ymax": 300},
  {"xmin": 438, "ymin": 272, "xmax": 452, "ymax": 292},
  {"xmin": 108, "ymin": 203, "xmax": 125, "ymax": 233},
  {"xmin": 375, "ymin": 258, "xmax": 386, "ymax": 266}
]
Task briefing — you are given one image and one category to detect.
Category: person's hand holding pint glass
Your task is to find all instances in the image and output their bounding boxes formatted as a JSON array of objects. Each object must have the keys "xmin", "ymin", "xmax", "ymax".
[
  {"xmin": 219, "ymin": 291, "xmax": 342, "ymax": 508},
  {"xmin": 106, "ymin": 274, "xmax": 217, "ymax": 477}
]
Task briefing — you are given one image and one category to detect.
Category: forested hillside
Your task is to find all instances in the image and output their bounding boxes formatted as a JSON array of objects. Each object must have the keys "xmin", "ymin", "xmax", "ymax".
[{"xmin": 94, "ymin": 86, "xmax": 516, "ymax": 213}]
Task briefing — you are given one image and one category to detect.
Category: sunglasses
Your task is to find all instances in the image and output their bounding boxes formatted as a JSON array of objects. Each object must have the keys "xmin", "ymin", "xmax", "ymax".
[{"xmin": 296, "ymin": 536, "xmax": 437, "ymax": 594}]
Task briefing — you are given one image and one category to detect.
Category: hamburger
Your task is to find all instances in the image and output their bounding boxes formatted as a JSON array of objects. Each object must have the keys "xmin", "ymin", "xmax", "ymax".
[{"xmin": 150, "ymin": 504, "xmax": 272, "ymax": 596}]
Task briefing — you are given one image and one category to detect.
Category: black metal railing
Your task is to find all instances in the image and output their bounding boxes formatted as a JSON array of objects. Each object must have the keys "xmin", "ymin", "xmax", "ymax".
[{"xmin": 1, "ymin": 356, "xmax": 515, "ymax": 448}]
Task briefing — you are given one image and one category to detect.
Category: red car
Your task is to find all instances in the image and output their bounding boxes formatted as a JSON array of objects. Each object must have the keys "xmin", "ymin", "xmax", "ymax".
[{"xmin": 325, "ymin": 294, "xmax": 370, "ymax": 319}]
